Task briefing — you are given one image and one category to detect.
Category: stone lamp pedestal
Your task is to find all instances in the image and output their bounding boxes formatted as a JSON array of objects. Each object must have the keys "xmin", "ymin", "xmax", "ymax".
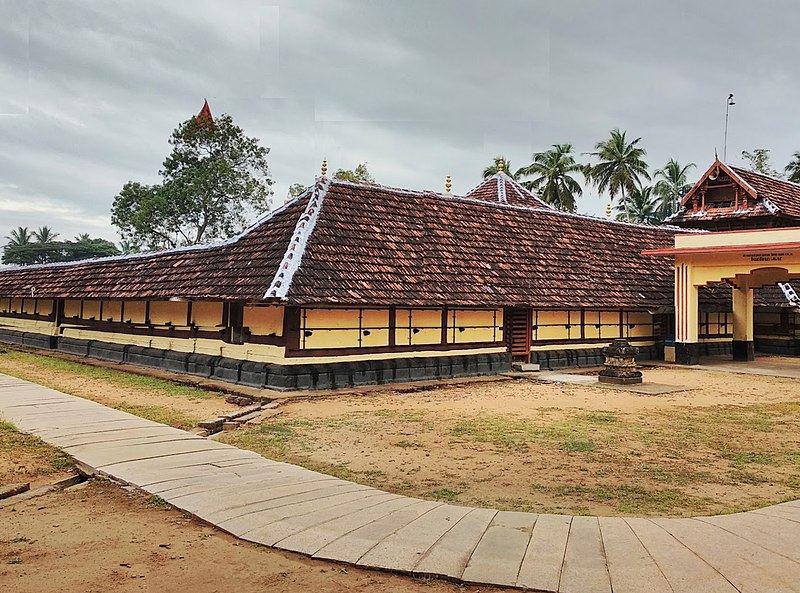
[{"xmin": 598, "ymin": 339, "xmax": 643, "ymax": 385}]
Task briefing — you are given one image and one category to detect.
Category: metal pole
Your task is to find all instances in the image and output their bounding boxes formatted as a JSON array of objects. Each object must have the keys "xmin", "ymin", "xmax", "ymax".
[{"xmin": 723, "ymin": 93, "xmax": 734, "ymax": 162}]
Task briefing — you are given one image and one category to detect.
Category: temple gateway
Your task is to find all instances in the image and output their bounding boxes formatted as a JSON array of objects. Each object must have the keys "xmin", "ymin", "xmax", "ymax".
[{"xmin": 1, "ymin": 158, "xmax": 798, "ymax": 390}]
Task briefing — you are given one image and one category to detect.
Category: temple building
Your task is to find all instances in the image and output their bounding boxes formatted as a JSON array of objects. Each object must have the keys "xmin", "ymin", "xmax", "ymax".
[{"xmin": 0, "ymin": 158, "xmax": 797, "ymax": 389}]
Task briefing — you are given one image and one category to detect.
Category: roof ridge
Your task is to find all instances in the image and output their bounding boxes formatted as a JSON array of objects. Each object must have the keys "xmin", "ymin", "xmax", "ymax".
[
  {"xmin": 264, "ymin": 177, "xmax": 331, "ymax": 299},
  {"xmin": 501, "ymin": 174, "xmax": 553, "ymax": 209},
  {"xmin": 436, "ymin": 192, "xmax": 687, "ymax": 233},
  {"xmin": 0, "ymin": 188, "xmax": 315, "ymax": 273}
]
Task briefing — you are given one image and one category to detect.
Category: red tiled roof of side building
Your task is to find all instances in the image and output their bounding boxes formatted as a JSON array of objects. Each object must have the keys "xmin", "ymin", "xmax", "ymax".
[{"xmin": 729, "ymin": 166, "xmax": 800, "ymax": 219}]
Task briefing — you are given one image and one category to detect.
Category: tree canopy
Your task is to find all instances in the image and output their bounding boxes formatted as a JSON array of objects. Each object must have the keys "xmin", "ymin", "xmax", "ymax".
[
  {"xmin": 784, "ymin": 151, "xmax": 800, "ymax": 183},
  {"xmin": 653, "ymin": 159, "xmax": 695, "ymax": 220},
  {"xmin": 111, "ymin": 110, "xmax": 273, "ymax": 251},
  {"xmin": 517, "ymin": 144, "xmax": 584, "ymax": 211},
  {"xmin": 2, "ymin": 228, "xmax": 119, "ymax": 265},
  {"xmin": 333, "ymin": 163, "xmax": 375, "ymax": 184},
  {"xmin": 741, "ymin": 148, "xmax": 782, "ymax": 178},
  {"xmin": 615, "ymin": 186, "xmax": 660, "ymax": 224},
  {"xmin": 588, "ymin": 129, "xmax": 650, "ymax": 208}
]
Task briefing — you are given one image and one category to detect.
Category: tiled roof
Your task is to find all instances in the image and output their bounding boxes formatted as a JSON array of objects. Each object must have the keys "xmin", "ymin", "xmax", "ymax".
[
  {"xmin": 0, "ymin": 188, "xmax": 313, "ymax": 301},
  {"xmin": 0, "ymin": 177, "xmax": 679, "ymax": 308},
  {"xmin": 285, "ymin": 180, "xmax": 677, "ymax": 308},
  {"xmin": 729, "ymin": 167, "xmax": 800, "ymax": 219},
  {"xmin": 463, "ymin": 173, "xmax": 553, "ymax": 209}
]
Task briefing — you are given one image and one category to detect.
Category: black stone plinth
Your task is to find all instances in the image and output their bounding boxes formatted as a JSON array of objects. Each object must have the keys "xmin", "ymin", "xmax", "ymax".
[
  {"xmin": 599, "ymin": 339, "xmax": 643, "ymax": 384},
  {"xmin": 732, "ymin": 340, "xmax": 755, "ymax": 361},
  {"xmin": 675, "ymin": 342, "xmax": 701, "ymax": 365}
]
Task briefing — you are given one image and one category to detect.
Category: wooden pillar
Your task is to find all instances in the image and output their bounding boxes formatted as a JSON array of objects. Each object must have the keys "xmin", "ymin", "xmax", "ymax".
[{"xmin": 732, "ymin": 284, "xmax": 755, "ymax": 361}]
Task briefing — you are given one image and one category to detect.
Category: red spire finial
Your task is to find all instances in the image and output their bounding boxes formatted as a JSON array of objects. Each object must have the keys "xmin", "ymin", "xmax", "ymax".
[{"xmin": 196, "ymin": 99, "xmax": 213, "ymax": 123}]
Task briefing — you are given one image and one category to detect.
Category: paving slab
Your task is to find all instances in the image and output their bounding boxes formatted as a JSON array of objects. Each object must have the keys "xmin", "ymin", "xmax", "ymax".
[
  {"xmin": 357, "ymin": 503, "xmax": 473, "ymax": 571},
  {"xmin": 312, "ymin": 500, "xmax": 442, "ymax": 564},
  {"xmin": 461, "ymin": 511, "xmax": 537, "ymax": 586},
  {"xmin": 559, "ymin": 515, "xmax": 611, "ymax": 593},
  {"xmin": 278, "ymin": 496, "xmax": 419, "ymax": 555},
  {"xmin": 598, "ymin": 516, "xmax": 671, "ymax": 593},
  {"xmin": 626, "ymin": 518, "xmax": 739, "ymax": 593},
  {"xmin": 211, "ymin": 482, "xmax": 372, "ymax": 534},
  {"xmin": 752, "ymin": 505, "xmax": 800, "ymax": 523},
  {"xmin": 516, "ymin": 513, "xmax": 571, "ymax": 591},
  {"xmin": 414, "ymin": 507, "xmax": 497, "ymax": 578},
  {"xmin": 242, "ymin": 491, "xmax": 398, "ymax": 545},
  {"xmin": 700, "ymin": 513, "xmax": 800, "ymax": 562},
  {"xmin": 220, "ymin": 486, "xmax": 380, "ymax": 537},
  {"xmin": 654, "ymin": 517, "xmax": 800, "ymax": 593}
]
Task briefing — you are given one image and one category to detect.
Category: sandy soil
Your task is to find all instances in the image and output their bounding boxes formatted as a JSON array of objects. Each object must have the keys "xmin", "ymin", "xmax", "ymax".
[
  {"xmin": 0, "ymin": 481, "xmax": 512, "ymax": 593},
  {"xmin": 223, "ymin": 362, "xmax": 800, "ymax": 517}
]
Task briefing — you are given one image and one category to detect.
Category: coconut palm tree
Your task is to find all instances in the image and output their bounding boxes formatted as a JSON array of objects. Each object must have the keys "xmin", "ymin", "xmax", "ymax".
[
  {"xmin": 482, "ymin": 156, "xmax": 521, "ymax": 180},
  {"xmin": 588, "ymin": 129, "xmax": 650, "ymax": 210},
  {"xmin": 786, "ymin": 151, "xmax": 800, "ymax": 183},
  {"xmin": 74, "ymin": 233, "xmax": 92, "ymax": 243},
  {"xmin": 516, "ymin": 144, "xmax": 584, "ymax": 211},
  {"xmin": 615, "ymin": 186, "xmax": 660, "ymax": 224},
  {"xmin": 33, "ymin": 226, "xmax": 59, "ymax": 244},
  {"xmin": 5, "ymin": 226, "xmax": 33, "ymax": 247},
  {"xmin": 653, "ymin": 159, "xmax": 696, "ymax": 219}
]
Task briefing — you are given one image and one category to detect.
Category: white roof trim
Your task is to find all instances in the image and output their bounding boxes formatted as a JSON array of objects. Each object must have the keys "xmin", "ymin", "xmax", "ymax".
[
  {"xmin": 264, "ymin": 177, "xmax": 331, "ymax": 299},
  {"xmin": 762, "ymin": 196, "xmax": 780, "ymax": 214},
  {"xmin": 502, "ymin": 174, "xmax": 553, "ymax": 209},
  {"xmin": 496, "ymin": 174, "xmax": 507, "ymax": 203}
]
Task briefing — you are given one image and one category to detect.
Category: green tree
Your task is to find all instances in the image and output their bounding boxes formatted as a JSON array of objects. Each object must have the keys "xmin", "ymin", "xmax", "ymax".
[
  {"xmin": 333, "ymin": 163, "xmax": 375, "ymax": 184},
  {"xmin": 653, "ymin": 159, "xmax": 696, "ymax": 220},
  {"xmin": 741, "ymin": 148, "xmax": 783, "ymax": 178},
  {"xmin": 516, "ymin": 144, "xmax": 584, "ymax": 211},
  {"xmin": 784, "ymin": 151, "xmax": 800, "ymax": 183},
  {"xmin": 111, "ymin": 109, "xmax": 273, "ymax": 251},
  {"xmin": 5, "ymin": 226, "xmax": 32, "ymax": 248},
  {"xmin": 615, "ymin": 186, "xmax": 660, "ymax": 224},
  {"xmin": 482, "ymin": 156, "xmax": 521, "ymax": 180},
  {"xmin": 286, "ymin": 183, "xmax": 307, "ymax": 200},
  {"xmin": 2, "ymin": 232, "xmax": 120, "ymax": 266},
  {"xmin": 33, "ymin": 226, "xmax": 59, "ymax": 244},
  {"xmin": 588, "ymin": 129, "xmax": 650, "ymax": 210}
]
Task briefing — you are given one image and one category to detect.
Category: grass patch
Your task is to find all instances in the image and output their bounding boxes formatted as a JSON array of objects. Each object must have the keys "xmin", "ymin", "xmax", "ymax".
[
  {"xmin": 219, "ymin": 420, "xmax": 310, "ymax": 458},
  {"xmin": 0, "ymin": 349, "xmax": 220, "ymax": 401},
  {"xmin": 0, "ymin": 418, "xmax": 75, "ymax": 479},
  {"xmin": 425, "ymin": 487, "xmax": 461, "ymax": 502},
  {"xmin": 723, "ymin": 451, "xmax": 776, "ymax": 466},
  {"xmin": 148, "ymin": 495, "xmax": 169, "ymax": 508},
  {"xmin": 115, "ymin": 404, "xmax": 199, "ymax": 431},
  {"xmin": 582, "ymin": 411, "xmax": 617, "ymax": 424}
]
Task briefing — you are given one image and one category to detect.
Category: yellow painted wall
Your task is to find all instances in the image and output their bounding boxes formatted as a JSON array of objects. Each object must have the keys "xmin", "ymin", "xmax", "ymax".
[
  {"xmin": 64, "ymin": 299, "xmax": 81, "ymax": 318},
  {"xmin": 125, "ymin": 301, "xmax": 147, "ymax": 324},
  {"xmin": 395, "ymin": 308, "xmax": 441, "ymax": 346},
  {"xmin": 81, "ymin": 301, "xmax": 100, "ymax": 320},
  {"xmin": 192, "ymin": 301, "xmax": 223, "ymax": 328},
  {"xmin": 447, "ymin": 309, "xmax": 501, "ymax": 344},
  {"xmin": 0, "ymin": 316, "xmax": 56, "ymax": 334},
  {"xmin": 102, "ymin": 300, "xmax": 122, "ymax": 322},
  {"xmin": 243, "ymin": 305, "xmax": 283, "ymax": 336},
  {"xmin": 301, "ymin": 308, "xmax": 391, "ymax": 350},
  {"xmin": 0, "ymin": 298, "xmax": 9, "ymax": 313},
  {"xmin": 149, "ymin": 301, "xmax": 188, "ymax": 326},
  {"xmin": 10, "ymin": 298, "xmax": 22, "ymax": 313},
  {"xmin": 36, "ymin": 299, "xmax": 54, "ymax": 316}
]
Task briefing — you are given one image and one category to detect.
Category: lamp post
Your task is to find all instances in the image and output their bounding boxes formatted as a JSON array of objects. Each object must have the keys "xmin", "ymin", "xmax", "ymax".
[{"xmin": 723, "ymin": 93, "xmax": 735, "ymax": 162}]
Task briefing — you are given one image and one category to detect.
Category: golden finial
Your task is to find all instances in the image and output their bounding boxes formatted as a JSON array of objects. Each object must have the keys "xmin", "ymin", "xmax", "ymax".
[
  {"xmin": 497, "ymin": 157, "xmax": 505, "ymax": 175},
  {"xmin": 605, "ymin": 201, "xmax": 612, "ymax": 219},
  {"xmin": 445, "ymin": 174, "xmax": 452, "ymax": 194},
  {"xmin": 321, "ymin": 159, "xmax": 328, "ymax": 177}
]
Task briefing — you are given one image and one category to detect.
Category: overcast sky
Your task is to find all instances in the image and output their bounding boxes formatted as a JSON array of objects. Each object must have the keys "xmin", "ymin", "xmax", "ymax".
[{"xmin": 1, "ymin": 0, "xmax": 798, "ymax": 243}]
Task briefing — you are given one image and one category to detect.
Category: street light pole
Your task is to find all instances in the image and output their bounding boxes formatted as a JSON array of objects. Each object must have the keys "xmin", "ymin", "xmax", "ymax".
[{"xmin": 723, "ymin": 93, "xmax": 735, "ymax": 162}]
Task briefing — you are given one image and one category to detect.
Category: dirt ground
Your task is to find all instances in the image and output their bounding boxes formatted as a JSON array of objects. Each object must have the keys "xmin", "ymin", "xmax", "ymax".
[
  {"xmin": 0, "ymin": 480, "xmax": 511, "ymax": 593},
  {"xmin": 221, "ymin": 361, "xmax": 800, "ymax": 517}
]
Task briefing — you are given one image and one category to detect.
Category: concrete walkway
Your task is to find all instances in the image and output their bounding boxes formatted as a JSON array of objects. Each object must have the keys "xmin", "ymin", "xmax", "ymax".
[{"xmin": 2, "ymin": 373, "xmax": 800, "ymax": 592}]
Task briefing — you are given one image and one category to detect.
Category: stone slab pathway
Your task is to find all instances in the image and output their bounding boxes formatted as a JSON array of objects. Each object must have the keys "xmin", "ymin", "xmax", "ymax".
[{"xmin": 2, "ymin": 373, "xmax": 800, "ymax": 592}]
